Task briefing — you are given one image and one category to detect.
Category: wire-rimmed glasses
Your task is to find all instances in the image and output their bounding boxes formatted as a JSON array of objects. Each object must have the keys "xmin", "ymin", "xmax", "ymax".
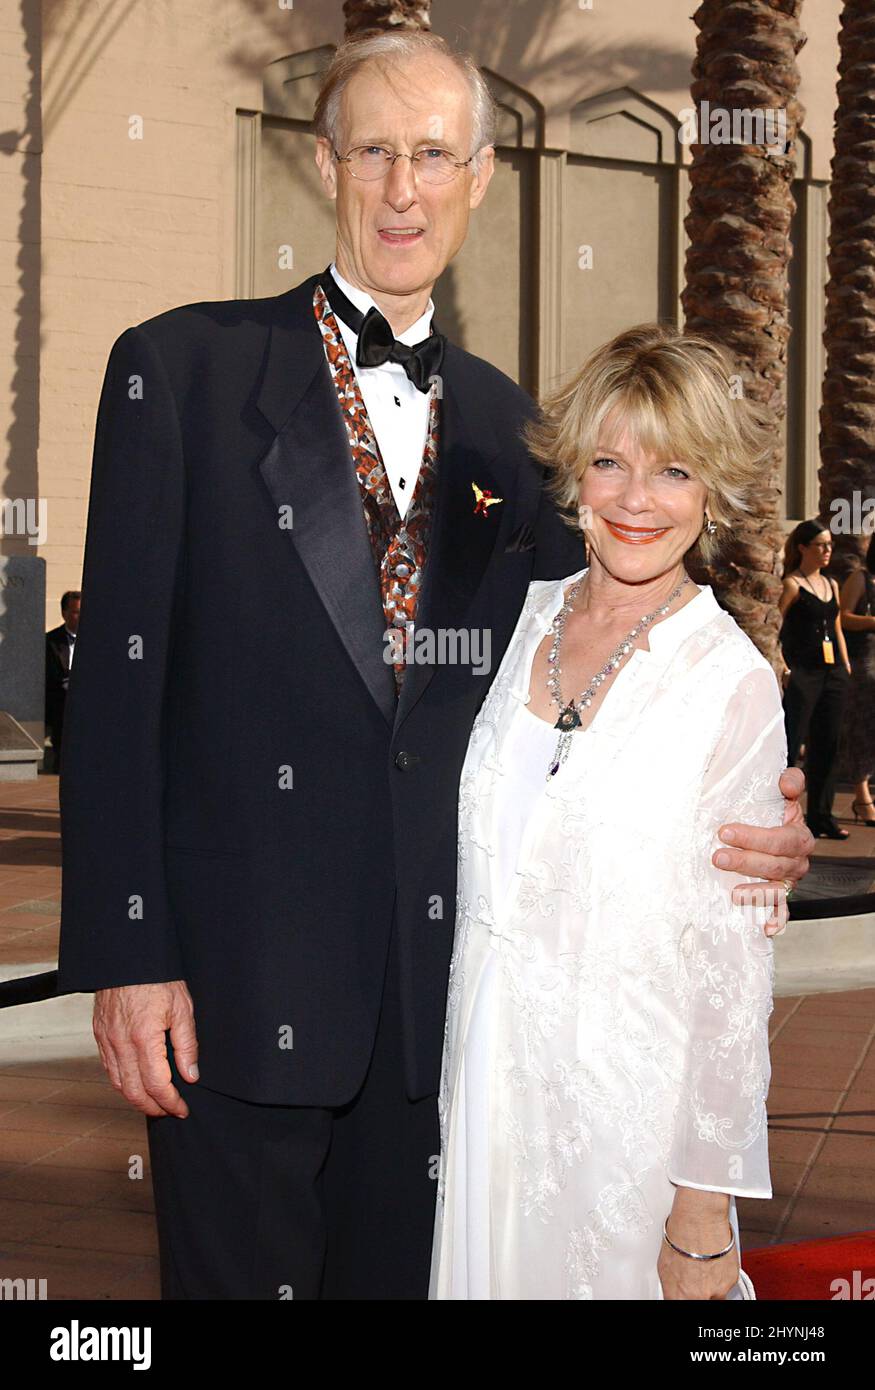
[{"xmin": 334, "ymin": 144, "xmax": 475, "ymax": 184}]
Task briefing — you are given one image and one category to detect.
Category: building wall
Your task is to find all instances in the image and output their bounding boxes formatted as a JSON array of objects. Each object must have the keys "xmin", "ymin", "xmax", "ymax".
[
  {"xmin": 0, "ymin": 0, "xmax": 844, "ymax": 626},
  {"xmin": 1, "ymin": 0, "xmax": 41, "ymax": 559}
]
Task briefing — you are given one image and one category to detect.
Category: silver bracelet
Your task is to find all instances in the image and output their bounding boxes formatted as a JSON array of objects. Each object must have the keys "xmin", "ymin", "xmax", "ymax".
[{"xmin": 662, "ymin": 1218, "xmax": 735, "ymax": 1262}]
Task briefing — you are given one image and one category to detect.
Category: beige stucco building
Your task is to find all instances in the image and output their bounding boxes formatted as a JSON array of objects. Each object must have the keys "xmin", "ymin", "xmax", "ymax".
[{"xmin": 1, "ymin": 0, "xmax": 844, "ymax": 644}]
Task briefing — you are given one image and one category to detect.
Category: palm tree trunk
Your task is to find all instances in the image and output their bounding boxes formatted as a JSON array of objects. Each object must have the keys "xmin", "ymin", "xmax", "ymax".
[
  {"xmin": 682, "ymin": 0, "xmax": 806, "ymax": 668},
  {"xmin": 343, "ymin": 0, "xmax": 431, "ymax": 38},
  {"xmin": 818, "ymin": 1, "xmax": 875, "ymax": 581}
]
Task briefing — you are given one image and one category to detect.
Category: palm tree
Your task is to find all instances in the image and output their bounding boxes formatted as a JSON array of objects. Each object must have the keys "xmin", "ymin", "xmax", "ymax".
[
  {"xmin": 343, "ymin": 0, "xmax": 431, "ymax": 38},
  {"xmin": 818, "ymin": 0, "xmax": 875, "ymax": 581},
  {"xmin": 682, "ymin": 0, "xmax": 806, "ymax": 668}
]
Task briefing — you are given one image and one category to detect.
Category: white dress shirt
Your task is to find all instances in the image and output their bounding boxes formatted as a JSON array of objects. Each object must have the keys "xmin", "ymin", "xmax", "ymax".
[{"xmin": 329, "ymin": 263, "xmax": 434, "ymax": 520}]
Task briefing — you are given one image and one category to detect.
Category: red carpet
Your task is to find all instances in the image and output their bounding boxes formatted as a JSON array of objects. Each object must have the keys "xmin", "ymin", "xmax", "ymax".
[{"xmin": 744, "ymin": 1231, "xmax": 875, "ymax": 1300}]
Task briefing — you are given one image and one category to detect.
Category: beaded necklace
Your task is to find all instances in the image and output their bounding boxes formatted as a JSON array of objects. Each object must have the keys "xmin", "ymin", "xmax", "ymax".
[{"xmin": 545, "ymin": 572, "xmax": 692, "ymax": 779}]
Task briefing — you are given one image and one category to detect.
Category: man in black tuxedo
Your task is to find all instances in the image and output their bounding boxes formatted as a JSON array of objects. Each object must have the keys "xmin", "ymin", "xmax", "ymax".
[
  {"xmin": 57, "ymin": 31, "xmax": 812, "ymax": 1300},
  {"xmin": 45, "ymin": 591, "xmax": 80, "ymax": 773}
]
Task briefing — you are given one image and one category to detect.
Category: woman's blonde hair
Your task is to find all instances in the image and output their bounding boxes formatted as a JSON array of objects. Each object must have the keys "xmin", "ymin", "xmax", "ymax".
[{"xmin": 524, "ymin": 323, "xmax": 776, "ymax": 565}]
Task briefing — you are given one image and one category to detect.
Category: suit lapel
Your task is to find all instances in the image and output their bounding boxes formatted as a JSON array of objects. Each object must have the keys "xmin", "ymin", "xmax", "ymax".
[
  {"xmin": 255, "ymin": 278, "xmax": 397, "ymax": 727},
  {"xmin": 395, "ymin": 342, "xmax": 516, "ymax": 725}
]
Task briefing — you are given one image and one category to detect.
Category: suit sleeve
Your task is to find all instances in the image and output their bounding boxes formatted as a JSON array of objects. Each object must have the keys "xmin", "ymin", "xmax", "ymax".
[
  {"xmin": 45, "ymin": 634, "xmax": 63, "ymax": 712},
  {"xmin": 515, "ymin": 389, "xmax": 586, "ymax": 581},
  {"xmin": 531, "ymin": 472, "xmax": 586, "ymax": 580},
  {"xmin": 58, "ymin": 325, "xmax": 187, "ymax": 992}
]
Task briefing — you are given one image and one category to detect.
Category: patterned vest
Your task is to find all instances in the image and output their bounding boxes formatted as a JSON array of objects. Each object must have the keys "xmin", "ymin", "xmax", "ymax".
[{"xmin": 313, "ymin": 283, "xmax": 440, "ymax": 688}]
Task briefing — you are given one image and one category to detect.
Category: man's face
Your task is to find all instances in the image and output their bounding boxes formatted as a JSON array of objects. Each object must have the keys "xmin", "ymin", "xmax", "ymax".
[
  {"xmin": 63, "ymin": 598, "xmax": 81, "ymax": 632},
  {"xmin": 315, "ymin": 54, "xmax": 495, "ymax": 301}
]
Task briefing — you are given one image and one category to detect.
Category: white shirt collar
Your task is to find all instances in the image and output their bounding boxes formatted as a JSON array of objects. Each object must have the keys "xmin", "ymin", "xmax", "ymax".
[
  {"xmin": 645, "ymin": 582, "xmax": 718, "ymax": 653},
  {"xmin": 329, "ymin": 262, "xmax": 434, "ymax": 346}
]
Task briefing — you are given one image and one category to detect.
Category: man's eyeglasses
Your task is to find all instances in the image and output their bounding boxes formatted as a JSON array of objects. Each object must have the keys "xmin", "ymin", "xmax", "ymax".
[{"xmin": 334, "ymin": 145, "xmax": 475, "ymax": 184}]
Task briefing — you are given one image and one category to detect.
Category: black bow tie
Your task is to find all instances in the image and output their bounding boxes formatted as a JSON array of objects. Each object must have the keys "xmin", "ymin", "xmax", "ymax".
[{"xmin": 318, "ymin": 268, "xmax": 444, "ymax": 394}]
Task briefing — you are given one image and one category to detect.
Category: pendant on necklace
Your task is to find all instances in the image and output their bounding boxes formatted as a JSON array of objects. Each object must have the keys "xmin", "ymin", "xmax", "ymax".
[
  {"xmin": 555, "ymin": 705, "xmax": 581, "ymax": 733},
  {"xmin": 547, "ymin": 706, "xmax": 582, "ymax": 779}
]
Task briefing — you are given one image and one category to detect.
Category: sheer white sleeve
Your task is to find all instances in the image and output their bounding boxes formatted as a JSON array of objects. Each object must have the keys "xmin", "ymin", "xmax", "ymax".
[{"xmin": 667, "ymin": 664, "xmax": 788, "ymax": 1200}]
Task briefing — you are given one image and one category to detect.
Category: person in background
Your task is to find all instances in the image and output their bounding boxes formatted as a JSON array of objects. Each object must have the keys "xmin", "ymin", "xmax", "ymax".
[
  {"xmin": 779, "ymin": 521, "xmax": 851, "ymax": 840},
  {"xmin": 45, "ymin": 590, "xmax": 81, "ymax": 774},
  {"xmin": 839, "ymin": 532, "xmax": 875, "ymax": 827}
]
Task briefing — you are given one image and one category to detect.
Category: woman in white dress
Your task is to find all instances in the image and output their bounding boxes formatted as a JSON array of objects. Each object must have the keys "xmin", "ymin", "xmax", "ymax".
[{"xmin": 430, "ymin": 324, "xmax": 789, "ymax": 1300}]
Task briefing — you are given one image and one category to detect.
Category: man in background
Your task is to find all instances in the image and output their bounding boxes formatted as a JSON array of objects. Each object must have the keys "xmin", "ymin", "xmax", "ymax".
[{"xmin": 45, "ymin": 590, "xmax": 80, "ymax": 773}]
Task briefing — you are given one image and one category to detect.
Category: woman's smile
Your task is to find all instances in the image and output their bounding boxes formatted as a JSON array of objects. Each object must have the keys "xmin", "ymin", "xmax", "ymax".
[{"xmin": 603, "ymin": 519, "xmax": 672, "ymax": 545}]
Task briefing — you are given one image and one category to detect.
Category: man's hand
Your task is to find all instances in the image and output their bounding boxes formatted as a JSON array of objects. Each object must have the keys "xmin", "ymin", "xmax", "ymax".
[
  {"xmin": 93, "ymin": 981, "xmax": 199, "ymax": 1118},
  {"xmin": 712, "ymin": 766, "xmax": 814, "ymax": 937}
]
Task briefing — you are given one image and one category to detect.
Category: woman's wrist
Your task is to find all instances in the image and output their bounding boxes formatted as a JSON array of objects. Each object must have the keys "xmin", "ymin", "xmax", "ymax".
[
  {"xmin": 671, "ymin": 1185, "xmax": 730, "ymax": 1214},
  {"xmin": 667, "ymin": 1187, "xmax": 731, "ymax": 1242}
]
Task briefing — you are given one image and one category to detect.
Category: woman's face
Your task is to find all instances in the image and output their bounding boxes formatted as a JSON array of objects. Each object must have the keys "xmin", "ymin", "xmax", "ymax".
[
  {"xmin": 799, "ymin": 531, "xmax": 833, "ymax": 568},
  {"xmin": 577, "ymin": 420, "xmax": 709, "ymax": 583}
]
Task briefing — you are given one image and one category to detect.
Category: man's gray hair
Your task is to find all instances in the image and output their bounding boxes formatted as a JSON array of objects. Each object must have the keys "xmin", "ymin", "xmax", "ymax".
[{"xmin": 314, "ymin": 31, "xmax": 498, "ymax": 171}]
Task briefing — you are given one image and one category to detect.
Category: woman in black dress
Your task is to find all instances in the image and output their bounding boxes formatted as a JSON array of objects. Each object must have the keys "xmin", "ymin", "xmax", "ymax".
[
  {"xmin": 839, "ymin": 533, "xmax": 875, "ymax": 826},
  {"xmin": 779, "ymin": 520, "xmax": 852, "ymax": 840}
]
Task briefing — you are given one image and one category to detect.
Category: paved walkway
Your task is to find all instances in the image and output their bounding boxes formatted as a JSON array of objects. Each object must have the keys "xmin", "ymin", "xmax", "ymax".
[
  {"xmin": 793, "ymin": 787, "xmax": 875, "ymax": 901},
  {"xmin": 0, "ymin": 775, "xmax": 873, "ymax": 1297}
]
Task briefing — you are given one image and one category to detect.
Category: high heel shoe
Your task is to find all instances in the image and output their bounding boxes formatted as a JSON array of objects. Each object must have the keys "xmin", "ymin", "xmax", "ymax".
[
  {"xmin": 807, "ymin": 817, "xmax": 850, "ymax": 841},
  {"xmin": 852, "ymin": 800, "xmax": 875, "ymax": 828}
]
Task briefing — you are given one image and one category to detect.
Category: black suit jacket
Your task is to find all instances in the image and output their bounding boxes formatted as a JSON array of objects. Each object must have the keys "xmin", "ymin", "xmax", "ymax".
[
  {"xmin": 57, "ymin": 273, "xmax": 584, "ymax": 1105},
  {"xmin": 45, "ymin": 624, "xmax": 71, "ymax": 730}
]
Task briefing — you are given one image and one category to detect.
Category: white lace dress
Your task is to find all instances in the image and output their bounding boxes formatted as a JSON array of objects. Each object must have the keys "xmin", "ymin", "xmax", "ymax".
[{"xmin": 429, "ymin": 568, "xmax": 788, "ymax": 1300}]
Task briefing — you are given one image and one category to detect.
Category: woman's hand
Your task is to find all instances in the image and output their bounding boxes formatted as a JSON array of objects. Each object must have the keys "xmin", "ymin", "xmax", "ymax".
[
  {"xmin": 781, "ymin": 665, "xmax": 791, "ymax": 688},
  {"xmin": 658, "ymin": 1190, "xmax": 739, "ymax": 1300}
]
